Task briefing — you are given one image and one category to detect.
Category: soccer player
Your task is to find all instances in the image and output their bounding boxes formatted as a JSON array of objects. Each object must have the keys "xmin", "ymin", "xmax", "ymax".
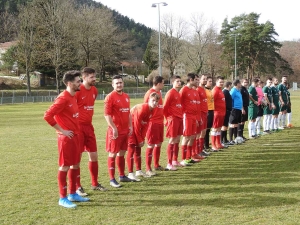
[
  {"xmin": 238, "ymin": 79, "xmax": 250, "ymax": 141},
  {"xmin": 196, "ymin": 74, "xmax": 210, "ymax": 158},
  {"xmin": 248, "ymin": 78, "xmax": 259, "ymax": 138},
  {"xmin": 104, "ymin": 75, "xmax": 132, "ymax": 188},
  {"xmin": 144, "ymin": 76, "xmax": 165, "ymax": 173},
  {"xmin": 163, "ymin": 76, "xmax": 183, "ymax": 169},
  {"xmin": 75, "ymin": 67, "xmax": 107, "ymax": 197},
  {"xmin": 262, "ymin": 78, "xmax": 273, "ymax": 134},
  {"xmin": 204, "ymin": 76, "xmax": 214, "ymax": 150},
  {"xmin": 255, "ymin": 80, "xmax": 264, "ymax": 135},
  {"xmin": 228, "ymin": 80, "xmax": 243, "ymax": 144},
  {"xmin": 44, "ymin": 70, "xmax": 89, "ymax": 209},
  {"xmin": 286, "ymin": 83, "xmax": 292, "ymax": 127},
  {"xmin": 278, "ymin": 75, "xmax": 289, "ymax": 128},
  {"xmin": 211, "ymin": 76, "xmax": 226, "ymax": 151},
  {"xmin": 221, "ymin": 81, "xmax": 232, "ymax": 145},
  {"xmin": 179, "ymin": 73, "xmax": 199, "ymax": 166},
  {"xmin": 127, "ymin": 92, "xmax": 160, "ymax": 180},
  {"xmin": 271, "ymin": 78, "xmax": 280, "ymax": 131}
]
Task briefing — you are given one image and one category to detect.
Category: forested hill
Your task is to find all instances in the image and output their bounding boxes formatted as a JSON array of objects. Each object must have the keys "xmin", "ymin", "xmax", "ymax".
[{"xmin": 0, "ymin": 0, "xmax": 152, "ymax": 53}]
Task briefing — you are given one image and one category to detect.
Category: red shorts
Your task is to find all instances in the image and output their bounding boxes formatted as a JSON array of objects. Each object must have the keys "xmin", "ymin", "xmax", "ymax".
[
  {"xmin": 212, "ymin": 114, "xmax": 225, "ymax": 128},
  {"xmin": 183, "ymin": 116, "xmax": 197, "ymax": 137},
  {"xmin": 146, "ymin": 122, "xmax": 164, "ymax": 144},
  {"xmin": 128, "ymin": 131, "xmax": 139, "ymax": 146},
  {"xmin": 106, "ymin": 128, "xmax": 128, "ymax": 153},
  {"xmin": 79, "ymin": 124, "xmax": 97, "ymax": 153},
  {"xmin": 166, "ymin": 117, "xmax": 183, "ymax": 138},
  {"xmin": 200, "ymin": 111, "xmax": 207, "ymax": 130},
  {"xmin": 57, "ymin": 134, "xmax": 80, "ymax": 167}
]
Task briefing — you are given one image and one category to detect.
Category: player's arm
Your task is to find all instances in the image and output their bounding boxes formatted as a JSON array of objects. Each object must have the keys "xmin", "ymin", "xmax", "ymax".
[
  {"xmin": 278, "ymin": 85, "xmax": 285, "ymax": 105},
  {"xmin": 133, "ymin": 105, "xmax": 146, "ymax": 146},
  {"xmin": 104, "ymin": 95, "xmax": 118, "ymax": 139},
  {"xmin": 128, "ymin": 113, "xmax": 133, "ymax": 136},
  {"xmin": 163, "ymin": 91, "xmax": 171, "ymax": 119},
  {"xmin": 44, "ymin": 97, "xmax": 74, "ymax": 138}
]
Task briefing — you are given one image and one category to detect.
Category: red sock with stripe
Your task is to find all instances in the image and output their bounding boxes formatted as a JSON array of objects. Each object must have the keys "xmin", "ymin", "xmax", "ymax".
[
  {"xmin": 181, "ymin": 145, "xmax": 187, "ymax": 160},
  {"xmin": 126, "ymin": 145, "xmax": 135, "ymax": 173},
  {"xmin": 107, "ymin": 157, "xmax": 115, "ymax": 180},
  {"xmin": 116, "ymin": 156, "xmax": 125, "ymax": 177},
  {"xmin": 145, "ymin": 147, "xmax": 153, "ymax": 171},
  {"xmin": 167, "ymin": 144, "xmax": 174, "ymax": 165},
  {"xmin": 134, "ymin": 147, "xmax": 142, "ymax": 171},
  {"xmin": 89, "ymin": 161, "xmax": 98, "ymax": 186},
  {"xmin": 153, "ymin": 146, "xmax": 161, "ymax": 168},
  {"xmin": 68, "ymin": 168, "xmax": 77, "ymax": 194},
  {"xmin": 58, "ymin": 170, "xmax": 67, "ymax": 198}
]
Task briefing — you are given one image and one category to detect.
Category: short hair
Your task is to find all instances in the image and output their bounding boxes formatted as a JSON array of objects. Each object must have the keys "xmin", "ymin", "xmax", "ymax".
[
  {"xmin": 242, "ymin": 78, "xmax": 248, "ymax": 82},
  {"xmin": 187, "ymin": 73, "xmax": 196, "ymax": 83},
  {"xmin": 253, "ymin": 78, "xmax": 260, "ymax": 83},
  {"xmin": 207, "ymin": 76, "xmax": 213, "ymax": 81},
  {"xmin": 267, "ymin": 77, "xmax": 273, "ymax": 82},
  {"xmin": 149, "ymin": 92, "xmax": 160, "ymax": 101},
  {"xmin": 171, "ymin": 75, "xmax": 181, "ymax": 83},
  {"xmin": 82, "ymin": 67, "xmax": 95, "ymax": 76},
  {"xmin": 112, "ymin": 75, "xmax": 123, "ymax": 82},
  {"xmin": 225, "ymin": 81, "xmax": 232, "ymax": 87},
  {"xmin": 272, "ymin": 77, "xmax": 278, "ymax": 81},
  {"xmin": 282, "ymin": 75, "xmax": 288, "ymax": 78},
  {"xmin": 63, "ymin": 70, "xmax": 81, "ymax": 85},
  {"xmin": 232, "ymin": 80, "xmax": 240, "ymax": 86},
  {"xmin": 153, "ymin": 76, "xmax": 164, "ymax": 85},
  {"xmin": 216, "ymin": 76, "xmax": 224, "ymax": 81}
]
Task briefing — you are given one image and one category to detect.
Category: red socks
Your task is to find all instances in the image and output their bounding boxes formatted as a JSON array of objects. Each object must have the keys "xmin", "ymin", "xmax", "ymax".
[
  {"xmin": 116, "ymin": 156, "xmax": 125, "ymax": 177},
  {"xmin": 153, "ymin": 146, "xmax": 161, "ymax": 168},
  {"xmin": 134, "ymin": 147, "xmax": 142, "ymax": 171},
  {"xmin": 145, "ymin": 147, "xmax": 153, "ymax": 171},
  {"xmin": 127, "ymin": 145, "xmax": 135, "ymax": 173},
  {"xmin": 75, "ymin": 167, "xmax": 81, "ymax": 189},
  {"xmin": 167, "ymin": 144, "xmax": 174, "ymax": 165},
  {"xmin": 181, "ymin": 145, "xmax": 187, "ymax": 160},
  {"xmin": 67, "ymin": 168, "xmax": 77, "ymax": 194},
  {"xmin": 186, "ymin": 145, "xmax": 193, "ymax": 159},
  {"xmin": 58, "ymin": 170, "xmax": 67, "ymax": 198},
  {"xmin": 173, "ymin": 143, "xmax": 179, "ymax": 161},
  {"xmin": 89, "ymin": 161, "xmax": 98, "ymax": 186},
  {"xmin": 107, "ymin": 157, "xmax": 115, "ymax": 180}
]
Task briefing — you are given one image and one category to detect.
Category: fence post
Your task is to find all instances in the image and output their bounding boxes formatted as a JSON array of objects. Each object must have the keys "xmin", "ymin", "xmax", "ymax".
[{"xmin": 23, "ymin": 96, "xmax": 24, "ymax": 103}]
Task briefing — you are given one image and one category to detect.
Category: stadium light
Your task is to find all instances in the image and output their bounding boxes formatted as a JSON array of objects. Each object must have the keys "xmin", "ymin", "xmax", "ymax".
[{"xmin": 152, "ymin": 2, "xmax": 168, "ymax": 77}]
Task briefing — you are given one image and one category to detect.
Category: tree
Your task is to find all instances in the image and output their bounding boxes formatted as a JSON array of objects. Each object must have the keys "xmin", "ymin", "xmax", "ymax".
[
  {"xmin": 0, "ymin": 10, "xmax": 18, "ymax": 42},
  {"xmin": 143, "ymin": 38, "xmax": 158, "ymax": 74}
]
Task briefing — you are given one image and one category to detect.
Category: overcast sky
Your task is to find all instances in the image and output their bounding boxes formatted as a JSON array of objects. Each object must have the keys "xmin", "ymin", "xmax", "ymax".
[{"xmin": 96, "ymin": 0, "xmax": 299, "ymax": 41}]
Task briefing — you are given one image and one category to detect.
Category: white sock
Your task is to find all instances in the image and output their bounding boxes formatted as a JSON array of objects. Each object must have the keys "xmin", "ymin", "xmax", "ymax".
[
  {"xmin": 263, "ymin": 115, "xmax": 267, "ymax": 131},
  {"xmin": 287, "ymin": 113, "xmax": 292, "ymax": 124},
  {"xmin": 251, "ymin": 121, "xmax": 256, "ymax": 136},
  {"xmin": 282, "ymin": 114, "xmax": 286, "ymax": 127},
  {"xmin": 248, "ymin": 122, "xmax": 252, "ymax": 137},
  {"xmin": 278, "ymin": 113, "xmax": 282, "ymax": 127},
  {"xmin": 274, "ymin": 117, "xmax": 278, "ymax": 130},
  {"xmin": 256, "ymin": 117, "xmax": 261, "ymax": 134},
  {"xmin": 270, "ymin": 116, "xmax": 274, "ymax": 130}
]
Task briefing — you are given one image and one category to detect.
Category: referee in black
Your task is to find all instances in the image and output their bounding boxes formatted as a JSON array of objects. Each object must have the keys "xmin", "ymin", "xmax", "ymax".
[
  {"xmin": 221, "ymin": 81, "xmax": 232, "ymax": 146},
  {"xmin": 238, "ymin": 78, "xmax": 250, "ymax": 141}
]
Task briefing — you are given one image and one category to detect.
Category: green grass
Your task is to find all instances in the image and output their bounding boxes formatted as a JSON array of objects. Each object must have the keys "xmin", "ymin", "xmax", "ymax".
[{"xmin": 1, "ymin": 96, "xmax": 300, "ymax": 224}]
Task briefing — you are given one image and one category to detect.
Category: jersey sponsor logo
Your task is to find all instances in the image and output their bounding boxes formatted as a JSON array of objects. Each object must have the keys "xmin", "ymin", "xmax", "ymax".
[
  {"xmin": 73, "ymin": 112, "xmax": 79, "ymax": 118},
  {"xmin": 81, "ymin": 96, "xmax": 86, "ymax": 99},
  {"xmin": 119, "ymin": 108, "xmax": 130, "ymax": 113},
  {"xmin": 84, "ymin": 106, "xmax": 94, "ymax": 111},
  {"xmin": 190, "ymin": 100, "xmax": 197, "ymax": 104},
  {"xmin": 176, "ymin": 104, "xmax": 182, "ymax": 108}
]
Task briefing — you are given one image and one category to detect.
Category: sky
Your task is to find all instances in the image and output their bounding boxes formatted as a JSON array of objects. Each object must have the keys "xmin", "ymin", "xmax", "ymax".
[{"xmin": 96, "ymin": 0, "xmax": 299, "ymax": 41}]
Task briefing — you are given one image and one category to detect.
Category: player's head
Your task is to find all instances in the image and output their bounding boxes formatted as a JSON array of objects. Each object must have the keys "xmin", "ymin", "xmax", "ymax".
[
  {"xmin": 232, "ymin": 79, "xmax": 240, "ymax": 89},
  {"xmin": 187, "ymin": 73, "xmax": 198, "ymax": 87},
  {"xmin": 273, "ymin": 77, "xmax": 279, "ymax": 85},
  {"xmin": 282, "ymin": 75, "xmax": 288, "ymax": 84},
  {"xmin": 241, "ymin": 78, "xmax": 249, "ymax": 87},
  {"xmin": 206, "ymin": 76, "xmax": 213, "ymax": 88},
  {"xmin": 153, "ymin": 76, "xmax": 164, "ymax": 90},
  {"xmin": 171, "ymin": 75, "xmax": 181, "ymax": 89},
  {"xmin": 252, "ymin": 78, "xmax": 260, "ymax": 87},
  {"xmin": 112, "ymin": 75, "xmax": 124, "ymax": 92},
  {"xmin": 266, "ymin": 78, "xmax": 272, "ymax": 87},
  {"xmin": 148, "ymin": 92, "xmax": 160, "ymax": 109},
  {"xmin": 194, "ymin": 74, "xmax": 200, "ymax": 88},
  {"xmin": 258, "ymin": 80, "xmax": 264, "ymax": 87},
  {"xmin": 200, "ymin": 74, "xmax": 208, "ymax": 86},
  {"xmin": 82, "ymin": 67, "xmax": 96, "ymax": 86},
  {"xmin": 63, "ymin": 70, "xmax": 81, "ymax": 91},
  {"xmin": 224, "ymin": 81, "xmax": 233, "ymax": 90},
  {"xmin": 216, "ymin": 76, "xmax": 224, "ymax": 88}
]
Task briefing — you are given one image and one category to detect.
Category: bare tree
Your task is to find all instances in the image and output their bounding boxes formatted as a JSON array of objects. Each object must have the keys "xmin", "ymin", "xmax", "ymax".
[{"xmin": 0, "ymin": 10, "xmax": 18, "ymax": 43}]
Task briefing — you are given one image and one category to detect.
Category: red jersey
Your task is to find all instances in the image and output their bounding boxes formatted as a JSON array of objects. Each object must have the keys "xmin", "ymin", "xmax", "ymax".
[
  {"xmin": 143, "ymin": 88, "xmax": 163, "ymax": 124},
  {"xmin": 44, "ymin": 90, "xmax": 80, "ymax": 134},
  {"xmin": 197, "ymin": 86, "xmax": 208, "ymax": 113},
  {"xmin": 75, "ymin": 84, "xmax": 98, "ymax": 124},
  {"xmin": 131, "ymin": 103, "xmax": 153, "ymax": 144},
  {"xmin": 195, "ymin": 88, "xmax": 201, "ymax": 121},
  {"xmin": 179, "ymin": 85, "xmax": 198, "ymax": 119},
  {"xmin": 212, "ymin": 86, "xmax": 226, "ymax": 115},
  {"xmin": 163, "ymin": 88, "xmax": 183, "ymax": 119},
  {"xmin": 104, "ymin": 91, "xmax": 130, "ymax": 134}
]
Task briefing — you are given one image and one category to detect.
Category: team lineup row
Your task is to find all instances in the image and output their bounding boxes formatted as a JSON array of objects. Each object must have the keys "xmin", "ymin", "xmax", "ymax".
[{"xmin": 44, "ymin": 68, "xmax": 292, "ymax": 208}]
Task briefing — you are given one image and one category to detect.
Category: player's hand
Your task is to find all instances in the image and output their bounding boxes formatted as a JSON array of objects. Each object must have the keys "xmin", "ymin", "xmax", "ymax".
[
  {"xmin": 138, "ymin": 141, "xmax": 144, "ymax": 147},
  {"xmin": 280, "ymin": 101, "xmax": 285, "ymax": 106},
  {"xmin": 62, "ymin": 130, "xmax": 74, "ymax": 139},
  {"xmin": 128, "ymin": 126, "xmax": 133, "ymax": 136},
  {"xmin": 112, "ymin": 128, "xmax": 118, "ymax": 139},
  {"xmin": 242, "ymin": 109, "xmax": 246, "ymax": 115}
]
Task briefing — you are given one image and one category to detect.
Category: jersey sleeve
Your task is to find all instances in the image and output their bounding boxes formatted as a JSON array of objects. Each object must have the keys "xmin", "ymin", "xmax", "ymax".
[
  {"xmin": 163, "ymin": 91, "xmax": 171, "ymax": 118},
  {"xmin": 44, "ymin": 96, "xmax": 67, "ymax": 126},
  {"xmin": 104, "ymin": 94, "xmax": 113, "ymax": 116},
  {"xmin": 144, "ymin": 90, "xmax": 151, "ymax": 103}
]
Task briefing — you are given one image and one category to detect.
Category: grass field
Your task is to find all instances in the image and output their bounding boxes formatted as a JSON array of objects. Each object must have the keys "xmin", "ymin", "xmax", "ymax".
[{"xmin": 1, "ymin": 95, "xmax": 300, "ymax": 225}]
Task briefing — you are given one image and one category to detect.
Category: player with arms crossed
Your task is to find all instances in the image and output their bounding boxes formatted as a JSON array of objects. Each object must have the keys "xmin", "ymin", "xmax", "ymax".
[
  {"xmin": 163, "ymin": 76, "xmax": 183, "ymax": 169},
  {"xmin": 262, "ymin": 78, "xmax": 273, "ymax": 135},
  {"xmin": 104, "ymin": 75, "xmax": 132, "ymax": 188},
  {"xmin": 285, "ymin": 83, "xmax": 292, "ymax": 128},
  {"xmin": 144, "ymin": 76, "xmax": 165, "ymax": 173},
  {"xmin": 238, "ymin": 79, "xmax": 250, "ymax": 141},
  {"xmin": 75, "ymin": 67, "xmax": 107, "ymax": 197},
  {"xmin": 278, "ymin": 75, "xmax": 289, "ymax": 128},
  {"xmin": 44, "ymin": 70, "xmax": 89, "ymax": 209},
  {"xmin": 271, "ymin": 78, "xmax": 280, "ymax": 131},
  {"xmin": 127, "ymin": 92, "xmax": 160, "ymax": 179}
]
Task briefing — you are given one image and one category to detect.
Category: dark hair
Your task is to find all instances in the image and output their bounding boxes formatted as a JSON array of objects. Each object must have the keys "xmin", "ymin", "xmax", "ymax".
[
  {"xmin": 216, "ymin": 76, "xmax": 224, "ymax": 81},
  {"xmin": 149, "ymin": 92, "xmax": 160, "ymax": 100},
  {"xmin": 153, "ymin": 76, "xmax": 164, "ymax": 85},
  {"xmin": 232, "ymin": 80, "xmax": 240, "ymax": 86},
  {"xmin": 267, "ymin": 77, "xmax": 272, "ymax": 82},
  {"xmin": 82, "ymin": 67, "xmax": 95, "ymax": 76},
  {"xmin": 253, "ymin": 78, "xmax": 260, "ymax": 83},
  {"xmin": 171, "ymin": 75, "xmax": 181, "ymax": 83},
  {"xmin": 187, "ymin": 73, "xmax": 196, "ymax": 83},
  {"xmin": 63, "ymin": 70, "xmax": 81, "ymax": 85},
  {"xmin": 282, "ymin": 75, "xmax": 288, "ymax": 78},
  {"xmin": 112, "ymin": 75, "xmax": 123, "ymax": 81},
  {"xmin": 207, "ymin": 76, "xmax": 213, "ymax": 81}
]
